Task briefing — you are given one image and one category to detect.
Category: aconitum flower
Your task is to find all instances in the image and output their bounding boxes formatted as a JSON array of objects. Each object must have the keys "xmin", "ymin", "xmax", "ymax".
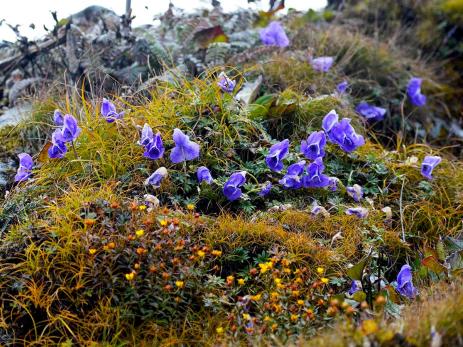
[
  {"xmin": 311, "ymin": 204, "xmax": 329, "ymax": 217},
  {"xmin": 328, "ymin": 177, "xmax": 338, "ymax": 191},
  {"xmin": 328, "ymin": 118, "xmax": 365, "ymax": 152},
  {"xmin": 144, "ymin": 132, "xmax": 164, "ymax": 160},
  {"xmin": 61, "ymin": 114, "xmax": 81, "ymax": 143},
  {"xmin": 347, "ymin": 184, "xmax": 363, "ymax": 202},
  {"xmin": 336, "ymin": 81, "xmax": 348, "ymax": 94},
  {"xmin": 101, "ymin": 98, "xmax": 124, "ymax": 123},
  {"xmin": 396, "ymin": 264, "xmax": 417, "ymax": 299},
  {"xmin": 348, "ymin": 280, "xmax": 362, "ymax": 295},
  {"xmin": 217, "ymin": 72, "xmax": 236, "ymax": 93},
  {"xmin": 197, "ymin": 166, "xmax": 213, "ymax": 184},
  {"xmin": 260, "ymin": 21, "xmax": 289, "ymax": 48},
  {"xmin": 346, "ymin": 207, "xmax": 369, "ymax": 218},
  {"xmin": 170, "ymin": 128, "xmax": 200, "ymax": 163},
  {"xmin": 14, "ymin": 153, "xmax": 34, "ymax": 182},
  {"xmin": 279, "ymin": 160, "xmax": 306, "ymax": 189},
  {"xmin": 301, "ymin": 131, "xmax": 326, "ymax": 160},
  {"xmin": 302, "ymin": 157, "xmax": 330, "ymax": 188},
  {"xmin": 223, "ymin": 171, "xmax": 246, "ymax": 201},
  {"xmin": 259, "ymin": 182, "xmax": 272, "ymax": 197},
  {"xmin": 53, "ymin": 109, "xmax": 64, "ymax": 126},
  {"xmin": 311, "ymin": 56, "xmax": 334, "ymax": 72},
  {"xmin": 265, "ymin": 139, "xmax": 289, "ymax": 172},
  {"xmin": 421, "ymin": 155, "xmax": 441, "ymax": 180},
  {"xmin": 407, "ymin": 77, "xmax": 426, "ymax": 107},
  {"xmin": 144, "ymin": 167, "xmax": 168, "ymax": 187},
  {"xmin": 48, "ymin": 129, "xmax": 68, "ymax": 159},
  {"xmin": 138, "ymin": 123, "xmax": 154, "ymax": 147},
  {"xmin": 355, "ymin": 102, "xmax": 387, "ymax": 122},
  {"xmin": 322, "ymin": 110, "xmax": 339, "ymax": 134}
]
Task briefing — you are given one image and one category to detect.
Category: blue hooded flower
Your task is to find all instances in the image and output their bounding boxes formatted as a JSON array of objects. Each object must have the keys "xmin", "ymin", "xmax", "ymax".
[
  {"xmin": 170, "ymin": 128, "xmax": 200, "ymax": 163},
  {"xmin": 260, "ymin": 21, "xmax": 290, "ymax": 48},
  {"xmin": 301, "ymin": 131, "xmax": 326, "ymax": 160},
  {"xmin": 328, "ymin": 177, "xmax": 338, "ymax": 191},
  {"xmin": 223, "ymin": 171, "xmax": 246, "ymax": 201},
  {"xmin": 421, "ymin": 155, "xmax": 441, "ymax": 180},
  {"xmin": 61, "ymin": 114, "xmax": 81, "ymax": 143},
  {"xmin": 258, "ymin": 182, "xmax": 272, "ymax": 197},
  {"xmin": 265, "ymin": 139, "xmax": 289, "ymax": 172},
  {"xmin": 328, "ymin": 118, "xmax": 365, "ymax": 152},
  {"xmin": 279, "ymin": 160, "xmax": 306, "ymax": 189},
  {"xmin": 197, "ymin": 166, "xmax": 213, "ymax": 184},
  {"xmin": 101, "ymin": 98, "xmax": 124, "ymax": 123},
  {"xmin": 311, "ymin": 56, "xmax": 334, "ymax": 72},
  {"xmin": 407, "ymin": 77, "xmax": 426, "ymax": 107},
  {"xmin": 355, "ymin": 102, "xmax": 387, "ymax": 122},
  {"xmin": 144, "ymin": 132, "xmax": 164, "ymax": 160},
  {"xmin": 53, "ymin": 109, "xmax": 64, "ymax": 126},
  {"xmin": 217, "ymin": 72, "xmax": 236, "ymax": 93},
  {"xmin": 336, "ymin": 81, "xmax": 348, "ymax": 94},
  {"xmin": 348, "ymin": 280, "xmax": 362, "ymax": 295},
  {"xmin": 302, "ymin": 157, "xmax": 330, "ymax": 188},
  {"xmin": 144, "ymin": 167, "xmax": 168, "ymax": 187},
  {"xmin": 48, "ymin": 129, "xmax": 68, "ymax": 159},
  {"xmin": 138, "ymin": 123, "xmax": 154, "ymax": 147},
  {"xmin": 345, "ymin": 207, "xmax": 368, "ymax": 218},
  {"xmin": 396, "ymin": 264, "xmax": 417, "ymax": 299},
  {"xmin": 14, "ymin": 153, "xmax": 34, "ymax": 182},
  {"xmin": 347, "ymin": 184, "xmax": 363, "ymax": 202},
  {"xmin": 322, "ymin": 110, "xmax": 339, "ymax": 134}
]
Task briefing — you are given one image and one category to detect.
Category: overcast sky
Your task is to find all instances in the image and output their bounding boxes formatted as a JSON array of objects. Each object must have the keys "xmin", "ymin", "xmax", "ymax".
[{"xmin": 0, "ymin": 0, "xmax": 326, "ymax": 42}]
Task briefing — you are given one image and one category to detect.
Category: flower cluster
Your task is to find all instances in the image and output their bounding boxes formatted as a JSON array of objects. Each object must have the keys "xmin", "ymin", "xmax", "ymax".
[
  {"xmin": 260, "ymin": 21, "xmax": 289, "ymax": 48},
  {"xmin": 101, "ymin": 98, "xmax": 124, "ymax": 123},
  {"xmin": 14, "ymin": 153, "xmax": 34, "ymax": 182},
  {"xmin": 49, "ymin": 112, "xmax": 81, "ymax": 159}
]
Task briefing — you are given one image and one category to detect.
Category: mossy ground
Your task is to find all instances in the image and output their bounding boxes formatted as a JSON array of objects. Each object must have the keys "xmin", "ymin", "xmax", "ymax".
[{"xmin": 1, "ymin": 3, "xmax": 463, "ymax": 346}]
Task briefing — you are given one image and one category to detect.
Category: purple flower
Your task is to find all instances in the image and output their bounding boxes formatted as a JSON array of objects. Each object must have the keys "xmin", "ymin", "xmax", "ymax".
[
  {"xmin": 407, "ymin": 77, "xmax": 426, "ymax": 107},
  {"xmin": 347, "ymin": 184, "xmax": 363, "ymax": 202},
  {"xmin": 355, "ymin": 102, "xmax": 387, "ymax": 122},
  {"xmin": 396, "ymin": 264, "xmax": 417, "ymax": 299},
  {"xmin": 14, "ymin": 153, "xmax": 34, "ymax": 182},
  {"xmin": 345, "ymin": 207, "xmax": 369, "ymax": 218},
  {"xmin": 217, "ymin": 72, "xmax": 236, "ymax": 93},
  {"xmin": 301, "ymin": 131, "xmax": 326, "ymax": 160},
  {"xmin": 144, "ymin": 132, "xmax": 164, "ymax": 160},
  {"xmin": 336, "ymin": 81, "xmax": 348, "ymax": 94},
  {"xmin": 138, "ymin": 123, "xmax": 154, "ymax": 147},
  {"xmin": 421, "ymin": 155, "xmax": 441, "ymax": 180},
  {"xmin": 322, "ymin": 110, "xmax": 339, "ymax": 133},
  {"xmin": 101, "ymin": 98, "xmax": 124, "ymax": 123},
  {"xmin": 310, "ymin": 56, "xmax": 334, "ymax": 72},
  {"xmin": 279, "ymin": 160, "xmax": 306, "ymax": 189},
  {"xmin": 259, "ymin": 182, "xmax": 272, "ymax": 197},
  {"xmin": 48, "ymin": 129, "xmax": 68, "ymax": 159},
  {"xmin": 302, "ymin": 157, "xmax": 330, "ymax": 188},
  {"xmin": 170, "ymin": 128, "xmax": 200, "ymax": 163},
  {"xmin": 348, "ymin": 280, "xmax": 362, "ymax": 295},
  {"xmin": 260, "ymin": 21, "xmax": 289, "ymax": 48},
  {"xmin": 311, "ymin": 204, "xmax": 329, "ymax": 217},
  {"xmin": 197, "ymin": 166, "xmax": 213, "ymax": 184},
  {"xmin": 265, "ymin": 139, "xmax": 289, "ymax": 172},
  {"xmin": 61, "ymin": 114, "xmax": 81, "ymax": 143},
  {"xmin": 53, "ymin": 109, "xmax": 64, "ymax": 126},
  {"xmin": 328, "ymin": 118, "xmax": 365, "ymax": 152},
  {"xmin": 144, "ymin": 167, "xmax": 168, "ymax": 187},
  {"xmin": 328, "ymin": 177, "xmax": 338, "ymax": 191},
  {"xmin": 223, "ymin": 171, "xmax": 246, "ymax": 201}
]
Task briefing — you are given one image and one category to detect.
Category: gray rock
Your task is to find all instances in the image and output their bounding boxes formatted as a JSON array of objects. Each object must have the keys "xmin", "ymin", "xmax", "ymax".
[
  {"xmin": 235, "ymin": 75, "xmax": 263, "ymax": 105},
  {"xmin": 0, "ymin": 104, "xmax": 32, "ymax": 129}
]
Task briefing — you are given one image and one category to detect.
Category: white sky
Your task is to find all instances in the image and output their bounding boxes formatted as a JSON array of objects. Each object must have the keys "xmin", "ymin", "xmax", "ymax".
[{"xmin": 0, "ymin": 0, "xmax": 326, "ymax": 42}]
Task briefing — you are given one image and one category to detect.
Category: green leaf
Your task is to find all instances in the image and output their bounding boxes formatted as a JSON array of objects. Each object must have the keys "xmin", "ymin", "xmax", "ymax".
[
  {"xmin": 421, "ymin": 255, "xmax": 447, "ymax": 274},
  {"xmin": 347, "ymin": 257, "xmax": 370, "ymax": 280},
  {"xmin": 352, "ymin": 291, "xmax": 366, "ymax": 302},
  {"xmin": 444, "ymin": 236, "xmax": 463, "ymax": 253}
]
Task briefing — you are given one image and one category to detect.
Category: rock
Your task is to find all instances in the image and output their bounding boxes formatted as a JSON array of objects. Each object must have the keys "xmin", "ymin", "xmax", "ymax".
[
  {"xmin": 0, "ymin": 104, "xmax": 32, "ymax": 129},
  {"xmin": 235, "ymin": 75, "xmax": 263, "ymax": 105}
]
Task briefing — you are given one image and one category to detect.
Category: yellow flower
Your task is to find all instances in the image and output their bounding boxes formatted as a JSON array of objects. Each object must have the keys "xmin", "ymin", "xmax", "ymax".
[
  {"xmin": 125, "ymin": 272, "xmax": 135, "ymax": 281},
  {"xmin": 361, "ymin": 319, "xmax": 379, "ymax": 335},
  {"xmin": 138, "ymin": 205, "xmax": 147, "ymax": 211},
  {"xmin": 197, "ymin": 250, "xmax": 206, "ymax": 258},
  {"xmin": 135, "ymin": 229, "xmax": 144, "ymax": 237},
  {"xmin": 291, "ymin": 290, "xmax": 300, "ymax": 297},
  {"xmin": 295, "ymin": 277, "xmax": 303, "ymax": 284},
  {"xmin": 321, "ymin": 277, "xmax": 329, "ymax": 284},
  {"xmin": 317, "ymin": 267, "xmax": 324, "ymax": 274},
  {"xmin": 211, "ymin": 250, "xmax": 222, "ymax": 257},
  {"xmin": 290, "ymin": 314, "xmax": 299, "ymax": 322},
  {"xmin": 263, "ymin": 316, "xmax": 271, "ymax": 322},
  {"xmin": 216, "ymin": 326, "xmax": 224, "ymax": 334},
  {"xmin": 259, "ymin": 263, "xmax": 269, "ymax": 273},
  {"xmin": 238, "ymin": 278, "xmax": 245, "ymax": 285},
  {"xmin": 89, "ymin": 248, "xmax": 97, "ymax": 255},
  {"xmin": 283, "ymin": 267, "xmax": 291, "ymax": 274},
  {"xmin": 297, "ymin": 299, "xmax": 305, "ymax": 306},
  {"xmin": 160, "ymin": 220, "xmax": 168, "ymax": 227},
  {"xmin": 175, "ymin": 281, "xmax": 184, "ymax": 288},
  {"xmin": 270, "ymin": 292, "xmax": 279, "ymax": 300},
  {"xmin": 271, "ymin": 323, "xmax": 278, "ymax": 331},
  {"xmin": 242, "ymin": 313, "xmax": 251, "ymax": 321},
  {"xmin": 187, "ymin": 203, "xmax": 195, "ymax": 211},
  {"xmin": 274, "ymin": 278, "xmax": 282, "ymax": 285},
  {"xmin": 251, "ymin": 293, "xmax": 262, "ymax": 301},
  {"xmin": 226, "ymin": 275, "xmax": 234, "ymax": 284}
]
